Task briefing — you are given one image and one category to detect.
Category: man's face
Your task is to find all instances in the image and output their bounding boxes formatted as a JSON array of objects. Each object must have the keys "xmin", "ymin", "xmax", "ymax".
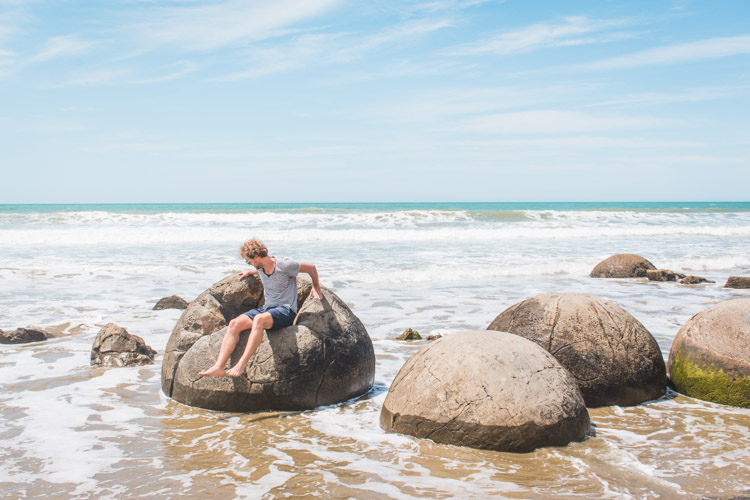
[{"xmin": 248, "ymin": 256, "xmax": 262, "ymax": 269}]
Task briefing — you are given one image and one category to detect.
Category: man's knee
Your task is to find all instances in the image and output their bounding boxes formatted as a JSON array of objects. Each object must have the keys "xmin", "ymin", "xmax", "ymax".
[
  {"xmin": 229, "ymin": 315, "xmax": 252, "ymax": 333},
  {"xmin": 254, "ymin": 312, "xmax": 274, "ymax": 330}
]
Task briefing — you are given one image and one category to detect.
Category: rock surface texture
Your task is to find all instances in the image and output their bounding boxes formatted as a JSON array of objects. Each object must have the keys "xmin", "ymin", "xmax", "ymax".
[
  {"xmin": 590, "ymin": 254, "xmax": 656, "ymax": 278},
  {"xmin": 380, "ymin": 330, "xmax": 590, "ymax": 453},
  {"xmin": 680, "ymin": 275, "xmax": 714, "ymax": 285},
  {"xmin": 91, "ymin": 323, "xmax": 156, "ymax": 367},
  {"xmin": 725, "ymin": 277, "xmax": 750, "ymax": 289},
  {"xmin": 161, "ymin": 274, "xmax": 375, "ymax": 412},
  {"xmin": 488, "ymin": 293, "xmax": 666, "ymax": 407},
  {"xmin": 647, "ymin": 269, "xmax": 686, "ymax": 282},
  {"xmin": 153, "ymin": 295, "xmax": 189, "ymax": 310},
  {"xmin": 668, "ymin": 298, "xmax": 750, "ymax": 408},
  {"xmin": 0, "ymin": 327, "xmax": 54, "ymax": 344}
]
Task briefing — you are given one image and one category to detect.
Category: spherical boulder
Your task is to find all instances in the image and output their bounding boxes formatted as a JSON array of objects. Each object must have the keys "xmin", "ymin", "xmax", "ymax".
[
  {"xmin": 488, "ymin": 293, "xmax": 666, "ymax": 407},
  {"xmin": 380, "ymin": 330, "xmax": 590, "ymax": 453},
  {"xmin": 590, "ymin": 254, "xmax": 656, "ymax": 278},
  {"xmin": 161, "ymin": 274, "xmax": 375, "ymax": 412},
  {"xmin": 668, "ymin": 298, "xmax": 750, "ymax": 408}
]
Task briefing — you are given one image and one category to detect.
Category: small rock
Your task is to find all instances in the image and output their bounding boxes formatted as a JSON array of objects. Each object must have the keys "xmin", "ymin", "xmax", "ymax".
[
  {"xmin": 153, "ymin": 295, "xmax": 189, "ymax": 310},
  {"xmin": 397, "ymin": 328, "xmax": 422, "ymax": 341},
  {"xmin": 590, "ymin": 254, "xmax": 656, "ymax": 278},
  {"xmin": 91, "ymin": 323, "xmax": 156, "ymax": 367},
  {"xmin": 680, "ymin": 275, "xmax": 714, "ymax": 285},
  {"xmin": 647, "ymin": 269, "xmax": 686, "ymax": 282},
  {"xmin": 725, "ymin": 276, "xmax": 750, "ymax": 289},
  {"xmin": 0, "ymin": 327, "xmax": 54, "ymax": 344},
  {"xmin": 426, "ymin": 334, "xmax": 442, "ymax": 341}
]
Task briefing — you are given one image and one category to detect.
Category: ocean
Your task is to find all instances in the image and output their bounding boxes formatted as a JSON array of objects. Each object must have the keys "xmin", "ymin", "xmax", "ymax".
[{"xmin": 1, "ymin": 202, "xmax": 749, "ymax": 498}]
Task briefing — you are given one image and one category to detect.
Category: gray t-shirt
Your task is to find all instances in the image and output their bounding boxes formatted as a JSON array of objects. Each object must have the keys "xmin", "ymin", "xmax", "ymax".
[{"xmin": 258, "ymin": 257, "xmax": 301, "ymax": 312}]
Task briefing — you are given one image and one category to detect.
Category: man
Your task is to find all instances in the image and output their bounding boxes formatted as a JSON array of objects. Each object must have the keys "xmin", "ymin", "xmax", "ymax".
[{"xmin": 199, "ymin": 238, "xmax": 323, "ymax": 378}]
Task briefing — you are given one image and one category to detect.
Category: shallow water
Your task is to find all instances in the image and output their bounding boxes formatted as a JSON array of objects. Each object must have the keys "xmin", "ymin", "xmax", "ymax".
[{"xmin": 1, "ymin": 203, "xmax": 749, "ymax": 498}]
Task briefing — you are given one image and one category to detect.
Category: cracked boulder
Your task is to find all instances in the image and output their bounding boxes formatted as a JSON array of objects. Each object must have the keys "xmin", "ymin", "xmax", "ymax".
[
  {"xmin": 590, "ymin": 254, "xmax": 656, "ymax": 278},
  {"xmin": 380, "ymin": 330, "xmax": 590, "ymax": 453},
  {"xmin": 161, "ymin": 274, "xmax": 375, "ymax": 412},
  {"xmin": 91, "ymin": 323, "xmax": 156, "ymax": 367},
  {"xmin": 487, "ymin": 293, "xmax": 666, "ymax": 407},
  {"xmin": 667, "ymin": 298, "xmax": 750, "ymax": 408}
]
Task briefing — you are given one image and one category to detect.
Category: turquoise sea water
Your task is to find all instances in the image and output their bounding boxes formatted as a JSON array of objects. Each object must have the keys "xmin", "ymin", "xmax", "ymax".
[{"xmin": 1, "ymin": 201, "xmax": 749, "ymax": 498}]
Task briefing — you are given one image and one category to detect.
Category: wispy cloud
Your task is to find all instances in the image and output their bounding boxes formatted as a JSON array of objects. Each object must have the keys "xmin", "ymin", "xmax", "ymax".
[
  {"xmin": 587, "ymin": 84, "xmax": 750, "ymax": 107},
  {"xmin": 451, "ymin": 109, "xmax": 675, "ymax": 134},
  {"xmin": 129, "ymin": 0, "xmax": 342, "ymax": 52},
  {"xmin": 32, "ymin": 35, "xmax": 97, "ymax": 62},
  {"xmin": 445, "ymin": 16, "xmax": 632, "ymax": 56},
  {"xmin": 218, "ymin": 17, "xmax": 453, "ymax": 80},
  {"xmin": 46, "ymin": 69, "xmax": 130, "ymax": 88},
  {"xmin": 582, "ymin": 34, "xmax": 750, "ymax": 70},
  {"xmin": 132, "ymin": 61, "xmax": 199, "ymax": 84}
]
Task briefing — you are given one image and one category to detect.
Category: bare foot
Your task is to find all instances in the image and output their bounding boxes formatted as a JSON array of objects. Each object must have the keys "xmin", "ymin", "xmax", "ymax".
[
  {"xmin": 198, "ymin": 366, "xmax": 225, "ymax": 377},
  {"xmin": 226, "ymin": 362, "xmax": 247, "ymax": 377}
]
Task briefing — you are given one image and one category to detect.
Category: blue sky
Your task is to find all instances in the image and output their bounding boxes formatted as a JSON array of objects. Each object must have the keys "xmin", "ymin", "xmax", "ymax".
[{"xmin": 1, "ymin": 0, "xmax": 749, "ymax": 203}]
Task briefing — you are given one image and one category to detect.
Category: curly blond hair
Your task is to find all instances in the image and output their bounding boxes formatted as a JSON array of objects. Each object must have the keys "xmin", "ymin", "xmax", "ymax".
[{"xmin": 239, "ymin": 239, "xmax": 268, "ymax": 260}]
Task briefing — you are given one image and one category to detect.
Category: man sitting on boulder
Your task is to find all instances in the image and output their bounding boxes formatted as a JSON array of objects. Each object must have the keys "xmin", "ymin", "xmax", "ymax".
[{"xmin": 199, "ymin": 238, "xmax": 323, "ymax": 378}]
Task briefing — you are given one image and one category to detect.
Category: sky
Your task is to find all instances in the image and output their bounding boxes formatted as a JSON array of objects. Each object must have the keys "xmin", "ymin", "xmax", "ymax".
[{"xmin": 1, "ymin": 0, "xmax": 749, "ymax": 203}]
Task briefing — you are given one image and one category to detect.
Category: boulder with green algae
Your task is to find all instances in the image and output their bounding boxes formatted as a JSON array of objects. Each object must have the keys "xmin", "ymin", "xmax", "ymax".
[
  {"xmin": 397, "ymin": 328, "xmax": 421, "ymax": 341},
  {"xmin": 668, "ymin": 298, "xmax": 750, "ymax": 408}
]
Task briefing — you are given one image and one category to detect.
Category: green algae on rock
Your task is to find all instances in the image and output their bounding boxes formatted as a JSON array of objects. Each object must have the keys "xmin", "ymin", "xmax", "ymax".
[
  {"xmin": 668, "ymin": 298, "xmax": 750, "ymax": 408},
  {"xmin": 670, "ymin": 350, "xmax": 750, "ymax": 408}
]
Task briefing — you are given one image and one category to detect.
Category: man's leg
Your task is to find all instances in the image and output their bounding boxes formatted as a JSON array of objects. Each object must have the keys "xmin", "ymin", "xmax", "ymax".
[
  {"xmin": 226, "ymin": 312, "xmax": 273, "ymax": 377},
  {"xmin": 198, "ymin": 314, "xmax": 253, "ymax": 377}
]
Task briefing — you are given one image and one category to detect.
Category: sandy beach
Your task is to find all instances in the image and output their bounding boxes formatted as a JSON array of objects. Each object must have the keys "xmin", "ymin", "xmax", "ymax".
[{"xmin": 1, "ymin": 202, "xmax": 749, "ymax": 498}]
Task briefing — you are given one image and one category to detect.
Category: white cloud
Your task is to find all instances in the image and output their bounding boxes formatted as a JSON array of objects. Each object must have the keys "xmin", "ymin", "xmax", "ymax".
[
  {"xmin": 218, "ymin": 17, "xmax": 453, "ymax": 80},
  {"xmin": 582, "ymin": 34, "xmax": 750, "ymax": 70},
  {"xmin": 46, "ymin": 69, "xmax": 130, "ymax": 88},
  {"xmin": 130, "ymin": 0, "xmax": 342, "ymax": 52},
  {"xmin": 452, "ymin": 109, "xmax": 675, "ymax": 134},
  {"xmin": 132, "ymin": 61, "xmax": 199, "ymax": 84},
  {"xmin": 445, "ymin": 16, "xmax": 631, "ymax": 56},
  {"xmin": 32, "ymin": 35, "xmax": 97, "ymax": 62}
]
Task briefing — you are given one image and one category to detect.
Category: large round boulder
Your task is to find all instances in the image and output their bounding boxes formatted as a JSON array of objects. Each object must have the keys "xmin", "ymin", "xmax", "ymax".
[
  {"xmin": 380, "ymin": 330, "xmax": 590, "ymax": 453},
  {"xmin": 668, "ymin": 298, "xmax": 750, "ymax": 408},
  {"xmin": 590, "ymin": 254, "xmax": 656, "ymax": 278},
  {"xmin": 488, "ymin": 293, "xmax": 666, "ymax": 407},
  {"xmin": 161, "ymin": 274, "xmax": 375, "ymax": 412}
]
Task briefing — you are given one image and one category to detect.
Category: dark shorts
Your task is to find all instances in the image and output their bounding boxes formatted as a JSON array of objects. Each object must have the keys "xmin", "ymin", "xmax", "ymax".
[{"xmin": 244, "ymin": 305, "xmax": 296, "ymax": 331}]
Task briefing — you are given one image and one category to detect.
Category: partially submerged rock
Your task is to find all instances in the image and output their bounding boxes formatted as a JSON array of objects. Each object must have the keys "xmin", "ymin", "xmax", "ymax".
[
  {"xmin": 725, "ymin": 277, "xmax": 750, "ymax": 289},
  {"xmin": 397, "ymin": 328, "xmax": 421, "ymax": 341},
  {"xmin": 153, "ymin": 295, "xmax": 189, "ymax": 310},
  {"xmin": 668, "ymin": 298, "xmax": 750, "ymax": 408},
  {"xmin": 0, "ymin": 327, "xmax": 54, "ymax": 345},
  {"xmin": 426, "ymin": 334, "xmax": 442, "ymax": 341},
  {"xmin": 91, "ymin": 323, "xmax": 156, "ymax": 367},
  {"xmin": 488, "ymin": 293, "xmax": 666, "ymax": 407},
  {"xmin": 647, "ymin": 269, "xmax": 686, "ymax": 282},
  {"xmin": 590, "ymin": 254, "xmax": 656, "ymax": 278},
  {"xmin": 680, "ymin": 275, "xmax": 714, "ymax": 285},
  {"xmin": 162, "ymin": 274, "xmax": 375, "ymax": 412},
  {"xmin": 380, "ymin": 330, "xmax": 590, "ymax": 453}
]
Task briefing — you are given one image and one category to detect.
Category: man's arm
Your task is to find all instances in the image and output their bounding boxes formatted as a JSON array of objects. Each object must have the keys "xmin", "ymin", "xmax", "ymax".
[
  {"xmin": 239, "ymin": 268, "xmax": 259, "ymax": 279},
  {"xmin": 299, "ymin": 263, "xmax": 323, "ymax": 299}
]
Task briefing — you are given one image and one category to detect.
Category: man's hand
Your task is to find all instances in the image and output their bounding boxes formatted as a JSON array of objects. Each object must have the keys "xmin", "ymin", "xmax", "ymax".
[
  {"xmin": 239, "ymin": 269, "xmax": 257, "ymax": 279},
  {"xmin": 311, "ymin": 286, "xmax": 323, "ymax": 300}
]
